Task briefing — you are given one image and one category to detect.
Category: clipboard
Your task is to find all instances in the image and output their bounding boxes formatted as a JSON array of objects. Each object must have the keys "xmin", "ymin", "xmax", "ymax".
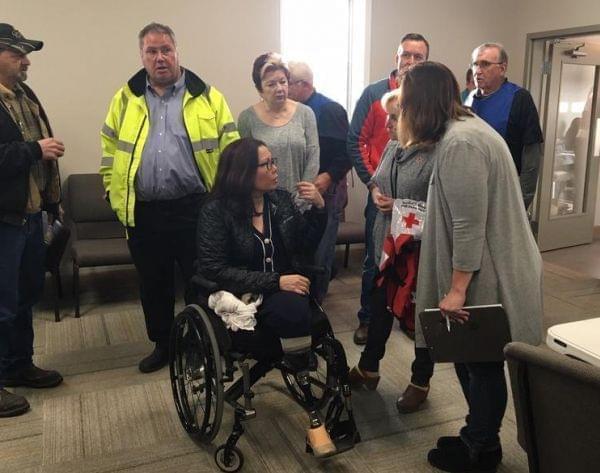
[{"xmin": 418, "ymin": 304, "xmax": 511, "ymax": 363}]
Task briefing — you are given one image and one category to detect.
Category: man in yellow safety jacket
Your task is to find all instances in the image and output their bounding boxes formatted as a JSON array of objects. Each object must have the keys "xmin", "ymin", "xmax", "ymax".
[{"xmin": 100, "ymin": 22, "xmax": 239, "ymax": 373}]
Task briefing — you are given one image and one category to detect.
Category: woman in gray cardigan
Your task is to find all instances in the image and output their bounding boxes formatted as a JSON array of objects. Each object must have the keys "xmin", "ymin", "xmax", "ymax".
[{"xmin": 401, "ymin": 63, "xmax": 543, "ymax": 472}]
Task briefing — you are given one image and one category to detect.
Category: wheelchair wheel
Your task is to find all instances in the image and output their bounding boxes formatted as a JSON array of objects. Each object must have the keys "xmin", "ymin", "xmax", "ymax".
[
  {"xmin": 170, "ymin": 304, "xmax": 224, "ymax": 443},
  {"xmin": 282, "ymin": 334, "xmax": 345, "ymax": 410},
  {"xmin": 214, "ymin": 445, "xmax": 244, "ymax": 472}
]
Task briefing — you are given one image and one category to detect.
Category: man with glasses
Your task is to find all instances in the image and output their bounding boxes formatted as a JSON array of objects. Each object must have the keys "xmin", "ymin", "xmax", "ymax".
[
  {"xmin": 466, "ymin": 43, "xmax": 543, "ymax": 209},
  {"xmin": 288, "ymin": 61, "xmax": 351, "ymax": 303},
  {"xmin": 347, "ymin": 33, "xmax": 429, "ymax": 346},
  {"xmin": 0, "ymin": 24, "xmax": 65, "ymax": 417},
  {"xmin": 100, "ymin": 23, "xmax": 239, "ymax": 373}
]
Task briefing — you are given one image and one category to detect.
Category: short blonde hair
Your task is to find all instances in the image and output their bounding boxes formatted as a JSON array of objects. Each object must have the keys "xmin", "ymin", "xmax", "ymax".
[{"xmin": 381, "ymin": 88, "xmax": 402, "ymax": 114}]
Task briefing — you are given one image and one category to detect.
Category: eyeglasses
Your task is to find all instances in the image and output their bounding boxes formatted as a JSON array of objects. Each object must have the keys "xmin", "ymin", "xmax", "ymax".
[
  {"xmin": 471, "ymin": 60, "xmax": 504, "ymax": 69},
  {"xmin": 399, "ymin": 52, "xmax": 426, "ymax": 62},
  {"xmin": 257, "ymin": 158, "xmax": 277, "ymax": 170}
]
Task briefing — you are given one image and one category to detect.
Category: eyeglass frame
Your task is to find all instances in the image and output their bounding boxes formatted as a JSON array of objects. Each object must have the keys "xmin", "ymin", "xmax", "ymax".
[
  {"xmin": 257, "ymin": 157, "xmax": 278, "ymax": 170},
  {"xmin": 471, "ymin": 60, "xmax": 505, "ymax": 70}
]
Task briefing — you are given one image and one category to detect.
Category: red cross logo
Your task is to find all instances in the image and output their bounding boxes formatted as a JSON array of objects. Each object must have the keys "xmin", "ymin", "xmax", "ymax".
[{"xmin": 403, "ymin": 212, "xmax": 420, "ymax": 228}]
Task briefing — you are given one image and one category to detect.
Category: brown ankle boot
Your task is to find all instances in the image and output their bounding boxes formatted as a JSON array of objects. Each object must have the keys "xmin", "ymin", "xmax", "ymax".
[
  {"xmin": 348, "ymin": 366, "xmax": 380, "ymax": 390},
  {"xmin": 307, "ymin": 424, "xmax": 337, "ymax": 458},
  {"xmin": 396, "ymin": 383, "xmax": 429, "ymax": 413}
]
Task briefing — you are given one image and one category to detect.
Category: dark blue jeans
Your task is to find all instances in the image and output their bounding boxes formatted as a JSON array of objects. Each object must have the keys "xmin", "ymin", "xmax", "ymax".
[
  {"xmin": 455, "ymin": 361, "xmax": 507, "ymax": 452},
  {"xmin": 312, "ymin": 179, "xmax": 347, "ymax": 303},
  {"xmin": 0, "ymin": 212, "xmax": 46, "ymax": 385},
  {"xmin": 357, "ymin": 194, "xmax": 378, "ymax": 324}
]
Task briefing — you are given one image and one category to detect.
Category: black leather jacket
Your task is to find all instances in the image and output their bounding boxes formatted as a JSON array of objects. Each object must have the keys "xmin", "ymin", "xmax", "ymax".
[{"xmin": 196, "ymin": 189, "xmax": 327, "ymax": 295}]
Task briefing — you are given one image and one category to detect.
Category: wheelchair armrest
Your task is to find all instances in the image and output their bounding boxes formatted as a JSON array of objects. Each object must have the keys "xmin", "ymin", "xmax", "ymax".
[
  {"xmin": 294, "ymin": 264, "xmax": 327, "ymax": 279},
  {"xmin": 191, "ymin": 274, "xmax": 219, "ymax": 293}
]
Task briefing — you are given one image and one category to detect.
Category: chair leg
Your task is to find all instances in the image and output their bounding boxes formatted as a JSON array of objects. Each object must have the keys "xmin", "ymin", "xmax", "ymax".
[
  {"xmin": 52, "ymin": 270, "xmax": 60, "ymax": 322},
  {"xmin": 73, "ymin": 261, "xmax": 80, "ymax": 318},
  {"xmin": 344, "ymin": 243, "xmax": 350, "ymax": 268},
  {"xmin": 56, "ymin": 267, "xmax": 63, "ymax": 298}
]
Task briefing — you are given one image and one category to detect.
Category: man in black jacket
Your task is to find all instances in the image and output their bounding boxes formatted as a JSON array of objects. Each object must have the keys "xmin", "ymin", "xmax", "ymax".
[{"xmin": 0, "ymin": 24, "xmax": 65, "ymax": 417}]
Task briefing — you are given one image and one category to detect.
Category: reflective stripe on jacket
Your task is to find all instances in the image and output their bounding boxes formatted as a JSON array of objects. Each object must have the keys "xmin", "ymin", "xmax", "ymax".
[{"xmin": 100, "ymin": 68, "xmax": 239, "ymax": 227}]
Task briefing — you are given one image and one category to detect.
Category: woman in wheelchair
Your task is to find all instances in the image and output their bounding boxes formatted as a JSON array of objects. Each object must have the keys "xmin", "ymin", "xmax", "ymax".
[{"xmin": 195, "ymin": 137, "xmax": 338, "ymax": 457}]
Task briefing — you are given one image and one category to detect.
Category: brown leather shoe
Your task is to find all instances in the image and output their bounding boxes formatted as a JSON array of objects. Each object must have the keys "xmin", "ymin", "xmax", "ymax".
[
  {"xmin": 348, "ymin": 366, "xmax": 380, "ymax": 390},
  {"xmin": 353, "ymin": 323, "xmax": 369, "ymax": 345},
  {"xmin": 396, "ymin": 383, "xmax": 429, "ymax": 413}
]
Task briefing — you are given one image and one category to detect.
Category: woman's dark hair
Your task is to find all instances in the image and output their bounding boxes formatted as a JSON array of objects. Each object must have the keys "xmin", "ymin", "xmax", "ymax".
[
  {"xmin": 210, "ymin": 137, "xmax": 267, "ymax": 216},
  {"xmin": 398, "ymin": 61, "xmax": 472, "ymax": 146},
  {"xmin": 251, "ymin": 52, "xmax": 290, "ymax": 92}
]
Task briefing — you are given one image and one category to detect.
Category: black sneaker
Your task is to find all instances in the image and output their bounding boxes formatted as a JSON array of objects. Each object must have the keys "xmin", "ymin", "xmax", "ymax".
[
  {"xmin": 436, "ymin": 436, "xmax": 464, "ymax": 450},
  {"xmin": 0, "ymin": 388, "xmax": 30, "ymax": 417},
  {"xmin": 427, "ymin": 442, "xmax": 502, "ymax": 472},
  {"xmin": 139, "ymin": 345, "xmax": 169, "ymax": 373},
  {"xmin": 0, "ymin": 364, "xmax": 63, "ymax": 388}
]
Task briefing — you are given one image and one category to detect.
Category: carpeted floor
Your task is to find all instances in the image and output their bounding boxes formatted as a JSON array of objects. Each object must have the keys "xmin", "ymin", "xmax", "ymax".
[{"xmin": 1, "ymin": 247, "xmax": 598, "ymax": 472}]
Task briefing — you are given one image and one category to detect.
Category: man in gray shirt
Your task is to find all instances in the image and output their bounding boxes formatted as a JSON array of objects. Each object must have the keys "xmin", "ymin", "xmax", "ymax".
[{"xmin": 100, "ymin": 23, "xmax": 239, "ymax": 373}]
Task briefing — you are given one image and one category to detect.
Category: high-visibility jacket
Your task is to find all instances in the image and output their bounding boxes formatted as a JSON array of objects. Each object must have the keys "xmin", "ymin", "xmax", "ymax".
[{"xmin": 100, "ymin": 68, "xmax": 239, "ymax": 227}]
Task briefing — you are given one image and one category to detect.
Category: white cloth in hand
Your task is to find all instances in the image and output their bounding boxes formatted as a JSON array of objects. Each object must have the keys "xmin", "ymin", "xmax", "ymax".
[{"xmin": 208, "ymin": 291, "xmax": 263, "ymax": 332}]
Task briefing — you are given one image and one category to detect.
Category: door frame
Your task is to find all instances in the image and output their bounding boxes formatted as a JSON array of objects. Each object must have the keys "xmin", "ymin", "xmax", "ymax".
[
  {"xmin": 538, "ymin": 44, "xmax": 600, "ymax": 250},
  {"xmin": 524, "ymin": 25, "xmax": 600, "ymax": 250},
  {"xmin": 524, "ymin": 24, "xmax": 600, "ymax": 90}
]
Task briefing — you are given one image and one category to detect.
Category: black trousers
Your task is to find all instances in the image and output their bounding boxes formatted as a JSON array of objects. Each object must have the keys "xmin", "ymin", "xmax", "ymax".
[
  {"xmin": 127, "ymin": 193, "xmax": 204, "ymax": 347},
  {"xmin": 229, "ymin": 291, "xmax": 312, "ymax": 362},
  {"xmin": 359, "ymin": 285, "xmax": 434, "ymax": 387}
]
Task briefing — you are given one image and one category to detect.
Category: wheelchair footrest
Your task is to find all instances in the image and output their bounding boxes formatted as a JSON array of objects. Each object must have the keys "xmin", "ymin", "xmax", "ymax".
[
  {"xmin": 330, "ymin": 419, "xmax": 361, "ymax": 454},
  {"xmin": 305, "ymin": 418, "xmax": 360, "ymax": 458}
]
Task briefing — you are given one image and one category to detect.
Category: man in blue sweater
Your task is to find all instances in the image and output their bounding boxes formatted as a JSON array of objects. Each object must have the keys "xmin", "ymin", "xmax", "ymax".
[
  {"xmin": 288, "ymin": 61, "xmax": 352, "ymax": 303},
  {"xmin": 465, "ymin": 43, "xmax": 543, "ymax": 209}
]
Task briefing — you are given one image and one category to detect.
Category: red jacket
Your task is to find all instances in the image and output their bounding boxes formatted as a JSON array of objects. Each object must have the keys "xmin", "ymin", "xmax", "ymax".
[{"xmin": 347, "ymin": 71, "xmax": 398, "ymax": 185}]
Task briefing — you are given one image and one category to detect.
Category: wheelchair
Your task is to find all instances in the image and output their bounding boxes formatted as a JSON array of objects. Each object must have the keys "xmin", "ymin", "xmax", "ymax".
[{"xmin": 169, "ymin": 276, "xmax": 360, "ymax": 472}]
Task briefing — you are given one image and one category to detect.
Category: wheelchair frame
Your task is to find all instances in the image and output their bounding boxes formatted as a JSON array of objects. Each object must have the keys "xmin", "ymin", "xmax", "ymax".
[{"xmin": 169, "ymin": 300, "xmax": 360, "ymax": 472}]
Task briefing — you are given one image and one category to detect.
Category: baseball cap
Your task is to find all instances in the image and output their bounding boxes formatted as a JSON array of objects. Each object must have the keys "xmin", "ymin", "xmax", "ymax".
[{"xmin": 0, "ymin": 24, "xmax": 43, "ymax": 54}]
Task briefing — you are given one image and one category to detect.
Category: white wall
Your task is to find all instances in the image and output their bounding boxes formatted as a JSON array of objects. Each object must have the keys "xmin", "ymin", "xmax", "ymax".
[{"xmin": 8, "ymin": 0, "xmax": 280, "ymax": 179}]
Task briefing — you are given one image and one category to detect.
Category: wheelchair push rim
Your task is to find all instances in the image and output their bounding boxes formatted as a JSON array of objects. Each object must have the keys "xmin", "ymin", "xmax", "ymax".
[{"xmin": 170, "ymin": 304, "xmax": 224, "ymax": 443}]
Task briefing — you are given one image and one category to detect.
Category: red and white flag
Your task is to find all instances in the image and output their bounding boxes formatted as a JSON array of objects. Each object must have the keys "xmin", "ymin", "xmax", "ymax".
[{"xmin": 391, "ymin": 198, "xmax": 426, "ymax": 240}]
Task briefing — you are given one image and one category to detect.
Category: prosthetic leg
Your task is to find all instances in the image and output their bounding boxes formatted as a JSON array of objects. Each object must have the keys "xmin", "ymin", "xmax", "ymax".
[{"xmin": 281, "ymin": 336, "xmax": 337, "ymax": 458}]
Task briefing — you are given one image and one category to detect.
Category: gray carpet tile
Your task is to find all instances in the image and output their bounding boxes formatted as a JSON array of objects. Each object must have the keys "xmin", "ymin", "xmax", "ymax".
[{"xmin": 0, "ymin": 248, "xmax": 597, "ymax": 471}]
